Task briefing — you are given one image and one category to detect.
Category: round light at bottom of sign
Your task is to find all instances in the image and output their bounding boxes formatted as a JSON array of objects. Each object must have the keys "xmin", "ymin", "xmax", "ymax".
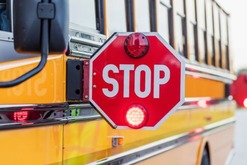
[
  {"xmin": 125, "ymin": 104, "xmax": 148, "ymax": 129},
  {"xmin": 243, "ymin": 98, "xmax": 247, "ymax": 108}
]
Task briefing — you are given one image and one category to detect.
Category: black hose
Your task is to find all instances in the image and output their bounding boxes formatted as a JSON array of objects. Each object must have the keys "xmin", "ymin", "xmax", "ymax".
[{"xmin": 0, "ymin": 17, "xmax": 49, "ymax": 87}]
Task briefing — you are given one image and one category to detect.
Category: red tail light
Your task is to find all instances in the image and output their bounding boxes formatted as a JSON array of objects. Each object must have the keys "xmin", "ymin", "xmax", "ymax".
[
  {"xmin": 14, "ymin": 111, "xmax": 28, "ymax": 121},
  {"xmin": 124, "ymin": 33, "xmax": 149, "ymax": 58},
  {"xmin": 197, "ymin": 100, "xmax": 208, "ymax": 108},
  {"xmin": 6, "ymin": 110, "xmax": 46, "ymax": 122},
  {"xmin": 125, "ymin": 104, "xmax": 148, "ymax": 129}
]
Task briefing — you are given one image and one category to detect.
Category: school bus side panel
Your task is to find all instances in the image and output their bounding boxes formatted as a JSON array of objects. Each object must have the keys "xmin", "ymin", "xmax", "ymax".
[
  {"xmin": 135, "ymin": 140, "xmax": 201, "ymax": 165},
  {"xmin": 62, "ymin": 110, "xmax": 189, "ymax": 164},
  {"xmin": 0, "ymin": 55, "xmax": 65, "ymax": 104},
  {"xmin": 0, "ymin": 125, "xmax": 63, "ymax": 165},
  {"xmin": 209, "ymin": 125, "xmax": 234, "ymax": 165}
]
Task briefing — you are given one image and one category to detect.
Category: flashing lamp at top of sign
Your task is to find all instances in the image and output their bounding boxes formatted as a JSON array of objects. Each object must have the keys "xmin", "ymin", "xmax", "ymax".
[{"xmin": 124, "ymin": 33, "xmax": 149, "ymax": 58}]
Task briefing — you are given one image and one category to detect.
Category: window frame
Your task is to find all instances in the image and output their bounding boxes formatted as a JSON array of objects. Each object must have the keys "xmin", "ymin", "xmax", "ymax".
[
  {"xmin": 195, "ymin": 0, "xmax": 207, "ymax": 64},
  {"xmin": 173, "ymin": 0, "xmax": 187, "ymax": 57},
  {"xmin": 104, "ymin": 0, "xmax": 128, "ymax": 36},
  {"xmin": 133, "ymin": 0, "xmax": 152, "ymax": 32},
  {"xmin": 212, "ymin": 2, "xmax": 221, "ymax": 68},
  {"xmin": 156, "ymin": 0, "xmax": 172, "ymax": 43},
  {"xmin": 186, "ymin": 0, "xmax": 198, "ymax": 62},
  {"xmin": 205, "ymin": 0, "xmax": 215, "ymax": 66}
]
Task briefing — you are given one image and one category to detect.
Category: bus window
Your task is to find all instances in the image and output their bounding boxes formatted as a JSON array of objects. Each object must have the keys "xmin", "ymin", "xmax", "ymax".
[
  {"xmin": 174, "ymin": 0, "xmax": 186, "ymax": 57},
  {"xmin": 187, "ymin": 0, "xmax": 197, "ymax": 62},
  {"xmin": 134, "ymin": 0, "xmax": 150, "ymax": 32},
  {"xmin": 213, "ymin": 3, "xmax": 220, "ymax": 67},
  {"xmin": 157, "ymin": 0, "xmax": 171, "ymax": 43},
  {"xmin": 213, "ymin": 4, "xmax": 220, "ymax": 40},
  {"xmin": 175, "ymin": 15, "xmax": 185, "ymax": 56},
  {"xmin": 226, "ymin": 44, "xmax": 230, "ymax": 70},
  {"xmin": 220, "ymin": 11, "xmax": 228, "ymax": 45},
  {"xmin": 0, "ymin": 0, "xmax": 10, "ymax": 32},
  {"xmin": 174, "ymin": 0, "xmax": 184, "ymax": 14},
  {"xmin": 188, "ymin": 23, "xmax": 196, "ymax": 61},
  {"xmin": 206, "ymin": 0, "xmax": 215, "ymax": 66},
  {"xmin": 105, "ymin": 0, "xmax": 127, "ymax": 36},
  {"xmin": 226, "ymin": 17, "xmax": 230, "ymax": 70},
  {"xmin": 197, "ymin": 0, "xmax": 205, "ymax": 29},
  {"xmin": 187, "ymin": 0, "xmax": 196, "ymax": 23},
  {"xmin": 198, "ymin": 29, "xmax": 206, "ymax": 63},
  {"xmin": 220, "ymin": 11, "xmax": 228, "ymax": 69},
  {"xmin": 197, "ymin": 0, "xmax": 206, "ymax": 64},
  {"xmin": 206, "ymin": 0, "xmax": 213, "ymax": 35},
  {"xmin": 69, "ymin": 0, "xmax": 97, "ymax": 31},
  {"xmin": 207, "ymin": 35, "xmax": 214, "ymax": 65}
]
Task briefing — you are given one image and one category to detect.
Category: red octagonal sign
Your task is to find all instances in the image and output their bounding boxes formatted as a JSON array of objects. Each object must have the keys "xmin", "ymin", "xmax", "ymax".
[{"xmin": 89, "ymin": 32, "xmax": 185, "ymax": 129}]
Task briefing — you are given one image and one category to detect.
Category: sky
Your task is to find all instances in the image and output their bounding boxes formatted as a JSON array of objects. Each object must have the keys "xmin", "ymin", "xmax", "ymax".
[{"xmin": 221, "ymin": 0, "xmax": 247, "ymax": 72}]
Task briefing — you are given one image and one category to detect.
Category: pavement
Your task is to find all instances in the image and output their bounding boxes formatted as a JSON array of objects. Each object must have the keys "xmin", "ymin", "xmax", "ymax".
[{"xmin": 230, "ymin": 109, "xmax": 247, "ymax": 165}]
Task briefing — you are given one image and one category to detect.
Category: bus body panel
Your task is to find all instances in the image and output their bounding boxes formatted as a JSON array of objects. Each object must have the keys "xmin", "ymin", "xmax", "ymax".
[
  {"xmin": 208, "ymin": 125, "xmax": 235, "ymax": 165},
  {"xmin": 0, "ymin": 55, "xmax": 66, "ymax": 104},
  {"xmin": 186, "ymin": 76, "xmax": 225, "ymax": 98},
  {"xmin": 63, "ymin": 109, "xmax": 190, "ymax": 164},
  {"xmin": 0, "ymin": 125, "xmax": 63, "ymax": 165},
  {"xmin": 0, "ymin": 0, "xmax": 236, "ymax": 164},
  {"xmin": 135, "ymin": 140, "xmax": 201, "ymax": 165}
]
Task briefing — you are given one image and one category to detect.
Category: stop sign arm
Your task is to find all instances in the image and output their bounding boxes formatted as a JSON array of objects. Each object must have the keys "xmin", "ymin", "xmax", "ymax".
[{"xmin": 82, "ymin": 59, "xmax": 90, "ymax": 102}]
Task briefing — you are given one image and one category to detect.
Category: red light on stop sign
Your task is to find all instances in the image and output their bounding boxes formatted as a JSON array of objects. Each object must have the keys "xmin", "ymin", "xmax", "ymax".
[
  {"xmin": 125, "ymin": 104, "xmax": 148, "ymax": 129},
  {"xmin": 124, "ymin": 33, "xmax": 149, "ymax": 58}
]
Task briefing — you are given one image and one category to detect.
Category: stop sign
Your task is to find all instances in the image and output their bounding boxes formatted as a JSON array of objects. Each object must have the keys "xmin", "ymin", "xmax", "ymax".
[{"xmin": 89, "ymin": 32, "xmax": 185, "ymax": 129}]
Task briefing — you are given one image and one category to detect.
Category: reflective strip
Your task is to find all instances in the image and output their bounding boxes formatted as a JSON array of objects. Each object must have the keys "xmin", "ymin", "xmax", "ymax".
[
  {"xmin": 0, "ymin": 103, "xmax": 68, "ymax": 112},
  {"xmin": 88, "ymin": 117, "xmax": 235, "ymax": 165},
  {"xmin": 185, "ymin": 62, "xmax": 236, "ymax": 81},
  {"xmin": 0, "ymin": 98, "xmax": 235, "ymax": 129}
]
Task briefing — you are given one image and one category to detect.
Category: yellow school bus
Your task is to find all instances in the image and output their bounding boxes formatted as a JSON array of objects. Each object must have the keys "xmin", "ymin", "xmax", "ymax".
[{"xmin": 0, "ymin": 0, "xmax": 236, "ymax": 165}]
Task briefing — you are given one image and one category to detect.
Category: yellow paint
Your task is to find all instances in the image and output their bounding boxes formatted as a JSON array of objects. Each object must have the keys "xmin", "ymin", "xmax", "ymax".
[
  {"xmin": 63, "ymin": 110, "xmax": 190, "ymax": 164},
  {"xmin": 0, "ymin": 55, "xmax": 66, "ymax": 104},
  {"xmin": 0, "ymin": 125, "xmax": 63, "ymax": 165},
  {"xmin": 185, "ymin": 75, "xmax": 225, "ymax": 98},
  {"xmin": 188, "ymin": 102, "xmax": 235, "ymax": 131},
  {"xmin": 0, "ymin": 54, "xmax": 235, "ymax": 164}
]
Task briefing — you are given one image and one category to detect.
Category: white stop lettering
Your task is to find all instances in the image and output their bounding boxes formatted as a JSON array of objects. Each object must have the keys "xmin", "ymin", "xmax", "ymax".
[{"xmin": 102, "ymin": 64, "xmax": 170, "ymax": 98}]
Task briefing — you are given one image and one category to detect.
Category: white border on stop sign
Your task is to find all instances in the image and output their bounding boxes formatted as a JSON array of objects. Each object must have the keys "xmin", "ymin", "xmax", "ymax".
[{"xmin": 89, "ymin": 32, "xmax": 185, "ymax": 130}]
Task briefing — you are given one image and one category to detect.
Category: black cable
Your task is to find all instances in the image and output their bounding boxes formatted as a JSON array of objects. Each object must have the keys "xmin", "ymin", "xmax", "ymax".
[{"xmin": 0, "ymin": 11, "xmax": 49, "ymax": 88}]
